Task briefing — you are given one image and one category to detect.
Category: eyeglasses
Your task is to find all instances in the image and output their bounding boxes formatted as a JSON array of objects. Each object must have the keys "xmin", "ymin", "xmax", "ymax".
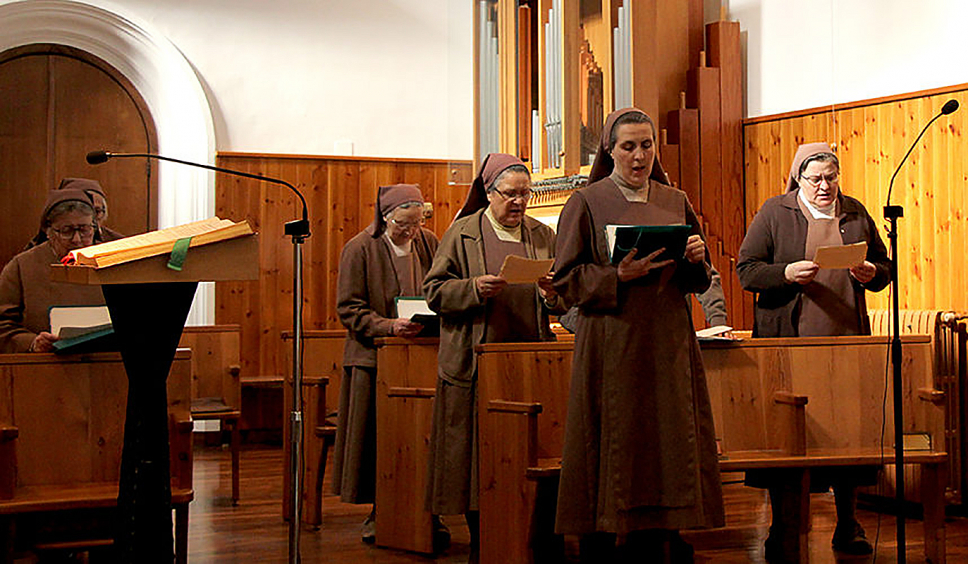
[
  {"xmin": 800, "ymin": 173, "xmax": 840, "ymax": 187},
  {"xmin": 389, "ymin": 217, "xmax": 425, "ymax": 230},
  {"xmin": 50, "ymin": 224, "xmax": 96, "ymax": 239},
  {"xmin": 491, "ymin": 188, "xmax": 532, "ymax": 202}
]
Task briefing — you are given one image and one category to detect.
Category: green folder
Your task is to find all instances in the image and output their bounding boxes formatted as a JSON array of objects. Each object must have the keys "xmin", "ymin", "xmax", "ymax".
[{"xmin": 605, "ymin": 224, "xmax": 692, "ymax": 265}]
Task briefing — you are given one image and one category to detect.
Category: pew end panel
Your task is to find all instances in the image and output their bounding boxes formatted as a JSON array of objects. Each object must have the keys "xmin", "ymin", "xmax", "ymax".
[{"xmin": 374, "ymin": 337, "xmax": 438, "ymax": 555}]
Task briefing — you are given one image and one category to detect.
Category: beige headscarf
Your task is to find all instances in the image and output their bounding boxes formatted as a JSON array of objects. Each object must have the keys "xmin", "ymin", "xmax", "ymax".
[{"xmin": 785, "ymin": 142, "xmax": 836, "ymax": 193}]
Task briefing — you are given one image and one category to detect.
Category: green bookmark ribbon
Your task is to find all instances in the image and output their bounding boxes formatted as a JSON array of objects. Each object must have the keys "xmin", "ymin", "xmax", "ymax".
[{"xmin": 167, "ymin": 237, "xmax": 193, "ymax": 271}]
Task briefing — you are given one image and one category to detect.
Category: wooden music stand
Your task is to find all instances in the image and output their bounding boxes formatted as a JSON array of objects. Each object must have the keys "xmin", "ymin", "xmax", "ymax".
[{"xmin": 50, "ymin": 234, "xmax": 258, "ymax": 562}]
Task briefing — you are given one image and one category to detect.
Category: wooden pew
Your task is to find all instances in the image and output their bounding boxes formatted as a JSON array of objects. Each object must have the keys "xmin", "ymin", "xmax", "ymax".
[
  {"xmin": 373, "ymin": 337, "xmax": 438, "ymax": 554},
  {"xmin": 0, "ymin": 350, "xmax": 193, "ymax": 563},
  {"xmin": 179, "ymin": 324, "xmax": 242, "ymax": 504},
  {"xmin": 280, "ymin": 329, "xmax": 343, "ymax": 527},
  {"xmin": 868, "ymin": 309, "xmax": 967, "ymax": 504},
  {"xmin": 476, "ymin": 335, "xmax": 947, "ymax": 564}
]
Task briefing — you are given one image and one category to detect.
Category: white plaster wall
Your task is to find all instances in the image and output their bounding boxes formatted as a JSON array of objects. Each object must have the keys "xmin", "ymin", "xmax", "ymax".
[
  {"xmin": 712, "ymin": 0, "xmax": 968, "ymax": 117},
  {"xmin": 27, "ymin": 0, "xmax": 475, "ymax": 160}
]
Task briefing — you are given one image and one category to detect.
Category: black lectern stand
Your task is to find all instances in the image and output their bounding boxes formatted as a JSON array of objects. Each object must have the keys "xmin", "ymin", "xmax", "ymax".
[{"xmin": 51, "ymin": 234, "xmax": 258, "ymax": 562}]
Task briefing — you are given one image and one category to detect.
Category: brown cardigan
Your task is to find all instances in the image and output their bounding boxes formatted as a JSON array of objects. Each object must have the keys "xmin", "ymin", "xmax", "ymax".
[
  {"xmin": 336, "ymin": 226, "xmax": 439, "ymax": 367},
  {"xmin": 423, "ymin": 209, "xmax": 560, "ymax": 386},
  {"xmin": 736, "ymin": 189, "xmax": 890, "ymax": 337}
]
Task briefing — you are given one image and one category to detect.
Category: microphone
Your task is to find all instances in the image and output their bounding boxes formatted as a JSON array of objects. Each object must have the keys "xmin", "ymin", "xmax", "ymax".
[
  {"xmin": 86, "ymin": 150, "xmax": 309, "ymax": 237},
  {"xmin": 86, "ymin": 150, "xmax": 110, "ymax": 165},
  {"xmin": 886, "ymin": 99, "xmax": 959, "ymax": 206}
]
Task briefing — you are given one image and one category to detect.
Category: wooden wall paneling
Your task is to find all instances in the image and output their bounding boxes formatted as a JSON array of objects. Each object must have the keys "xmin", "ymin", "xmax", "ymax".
[
  {"xmin": 216, "ymin": 155, "xmax": 472, "ymax": 382},
  {"xmin": 561, "ymin": 0, "xmax": 580, "ymax": 175},
  {"xmin": 744, "ymin": 86, "xmax": 968, "ymax": 315},
  {"xmin": 628, "ymin": 0, "xmax": 659, "ymax": 122},
  {"xmin": 687, "ymin": 62, "xmax": 723, "ymax": 243},
  {"xmin": 668, "ymin": 108, "xmax": 702, "ymax": 216}
]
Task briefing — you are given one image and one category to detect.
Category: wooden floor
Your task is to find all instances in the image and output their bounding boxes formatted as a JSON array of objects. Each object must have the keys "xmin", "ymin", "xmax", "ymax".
[{"xmin": 189, "ymin": 444, "xmax": 968, "ymax": 563}]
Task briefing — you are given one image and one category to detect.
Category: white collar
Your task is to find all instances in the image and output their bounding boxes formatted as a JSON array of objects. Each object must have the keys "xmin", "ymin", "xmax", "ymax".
[
  {"xmin": 798, "ymin": 188, "xmax": 836, "ymax": 219},
  {"xmin": 383, "ymin": 233, "xmax": 412, "ymax": 257}
]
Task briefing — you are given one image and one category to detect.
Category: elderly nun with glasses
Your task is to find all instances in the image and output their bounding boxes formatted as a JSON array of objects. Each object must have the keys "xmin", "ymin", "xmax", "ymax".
[
  {"xmin": 423, "ymin": 153, "xmax": 563, "ymax": 563},
  {"xmin": 0, "ymin": 187, "xmax": 105, "ymax": 353},
  {"xmin": 335, "ymin": 183, "xmax": 439, "ymax": 542},
  {"xmin": 737, "ymin": 142, "xmax": 891, "ymax": 559}
]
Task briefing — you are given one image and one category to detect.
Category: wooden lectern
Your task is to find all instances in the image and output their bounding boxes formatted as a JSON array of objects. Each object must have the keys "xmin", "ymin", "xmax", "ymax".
[{"xmin": 50, "ymin": 234, "xmax": 258, "ymax": 562}]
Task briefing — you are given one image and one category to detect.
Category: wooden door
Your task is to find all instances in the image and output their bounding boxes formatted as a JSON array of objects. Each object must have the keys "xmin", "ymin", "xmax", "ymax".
[{"xmin": 0, "ymin": 44, "xmax": 157, "ymax": 267}]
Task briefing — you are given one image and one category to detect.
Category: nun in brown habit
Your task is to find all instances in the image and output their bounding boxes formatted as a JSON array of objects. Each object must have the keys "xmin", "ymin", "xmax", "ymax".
[
  {"xmin": 23, "ymin": 178, "xmax": 124, "ymax": 251},
  {"xmin": 335, "ymin": 184, "xmax": 439, "ymax": 541},
  {"xmin": 737, "ymin": 142, "xmax": 890, "ymax": 558},
  {"xmin": 0, "ymin": 188, "xmax": 105, "ymax": 353},
  {"xmin": 423, "ymin": 153, "xmax": 563, "ymax": 560},
  {"xmin": 551, "ymin": 108, "xmax": 723, "ymax": 562}
]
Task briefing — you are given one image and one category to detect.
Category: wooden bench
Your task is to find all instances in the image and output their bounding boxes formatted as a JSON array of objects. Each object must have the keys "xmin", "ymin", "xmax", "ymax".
[
  {"xmin": 180, "ymin": 324, "xmax": 243, "ymax": 504},
  {"xmin": 476, "ymin": 335, "xmax": 947, "ymax": 564},
  {"xmin": 869, "ymin": 309, "xmax": 968, "ymax": 504},
  {"xmin": 280, "ymin": 329, "xmax": 343, "ymax": 527},
  {"xmin": 0, "ymin": 350, "xmax": 194, "ymax": 563}
]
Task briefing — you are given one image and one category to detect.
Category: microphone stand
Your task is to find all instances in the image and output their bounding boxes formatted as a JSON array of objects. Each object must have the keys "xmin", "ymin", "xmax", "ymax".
[
  {"xmin": 88, "ymin": 151, "xmax": 310, "ymax": 563},
  {"xmin": 883, "ymin": 102, "xmax": 955, "ymax": 564}
]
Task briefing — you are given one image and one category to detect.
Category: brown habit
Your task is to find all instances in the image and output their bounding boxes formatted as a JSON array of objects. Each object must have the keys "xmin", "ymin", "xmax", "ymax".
[
  {"xmin": 424, "ymin": 154, "xmax": 561, "ymax": 514},
  {"xmin": 334, "ymin": 184, "xmax": 438, "ymax": 503},
  {"xmin": 0, "ymin": 242, "xmax": 105, "ymax": 353},
  {"xmin": 552, "ymin": 109, "xmax": 724, "ymax": 534}
]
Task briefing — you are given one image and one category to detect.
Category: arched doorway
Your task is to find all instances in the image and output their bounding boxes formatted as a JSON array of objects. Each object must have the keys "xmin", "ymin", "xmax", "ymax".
[{"xmin": 0, "ymin": 44, "xmax": 157, "ymax": 267}]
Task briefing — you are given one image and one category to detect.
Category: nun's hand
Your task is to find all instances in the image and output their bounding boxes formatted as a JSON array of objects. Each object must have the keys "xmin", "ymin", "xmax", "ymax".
[
  {"xmin": 29, "ymin": 331, "xmax": 58, "ymax": 353},
  {"xmin": 684, "ymin": 235, "xmax": 705, "ymax": 264},
  {"xmin": 849, "ymin": 260, "xmax": 877, "ymax": 284},
  {"xmin": 617, "ymin": 248, "xmax": 675, "ymax": 282},
  {"xmin": 784, "ymin": 261, "xmax": 820, "ymax": 285},
  {"xmin": 537, "ymin": 272, "xmax": 557, "ymax": 300},
  {"xmin": 391, "ymin": 318, "xmax": 423, "ymax": 338},
  {"xmin": 475, "ymin": 274, "xmax": 508, "ymax": 298}
]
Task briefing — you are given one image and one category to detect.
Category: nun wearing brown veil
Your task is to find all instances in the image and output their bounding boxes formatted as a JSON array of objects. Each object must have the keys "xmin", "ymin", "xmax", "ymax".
[
  {"xmin": 551, "ymin": 108, "xmax": 723, "ymax": 561},
  {"xmin": 335, "ymin": 184, "xmax": 439, "ymax": 541},
  {"xmin": 423, "ymin": 153, "xmax": 562, "ymax": 560},
  {"xmin": 0, "ymin": 188, "xmax": 105, "ymax": 353},
  {"xmin": 737, "ymin": 143, "xmax": 890, "ymax": 558},
  {"xmin": 23, "ymin": 178, "xmax": 124, "ymax": 251}
]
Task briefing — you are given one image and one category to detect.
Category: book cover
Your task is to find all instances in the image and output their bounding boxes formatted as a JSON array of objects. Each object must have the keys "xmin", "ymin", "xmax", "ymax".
[
  {"xmin": 604, "ymin": 224, "xmax": 692, "ymax": 265},
  {"xmin": 49, "ymin": 305, "xmax": 117, "ymax": 354}
]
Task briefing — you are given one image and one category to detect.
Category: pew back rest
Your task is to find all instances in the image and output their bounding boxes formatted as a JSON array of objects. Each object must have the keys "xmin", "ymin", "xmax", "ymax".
[
  {"xmin": 179, "ymin": 324, "xmax": 242, "ymax": 408},
  {"xmin": 0, "ymin": 351, "xmax": 192, "ymax": 493},
  {"xmin": 477, "ymin": 343, "xmax": 572, "ymax": 460}
]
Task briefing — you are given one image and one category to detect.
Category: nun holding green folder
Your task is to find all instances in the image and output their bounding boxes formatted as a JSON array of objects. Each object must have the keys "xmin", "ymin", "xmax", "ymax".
[{"xmin": 551, "ymin": 108, "xmax": 723, "ymax": 562}]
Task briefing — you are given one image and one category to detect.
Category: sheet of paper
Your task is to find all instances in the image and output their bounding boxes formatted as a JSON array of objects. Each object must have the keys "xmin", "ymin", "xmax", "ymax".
[
  {"xmin": 498, "ymin": 255, "xmax": 554, "ymax": 285},
  {"xmin": 812, "ymin": 241, "xmax": 867, "ymax": 269}
]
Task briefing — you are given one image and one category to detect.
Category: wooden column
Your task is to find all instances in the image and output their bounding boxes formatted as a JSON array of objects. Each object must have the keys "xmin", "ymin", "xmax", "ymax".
[
  {"xmin": 628, "ymin": 0, "xmax": 659, "ymax": 121},
  {"xmin": 561, "ymin": 0, "xmax": 581, "ymax": 175}
]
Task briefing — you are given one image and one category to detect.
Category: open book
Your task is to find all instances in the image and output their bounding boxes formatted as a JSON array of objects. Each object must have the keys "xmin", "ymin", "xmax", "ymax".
[
  {"xmin": 394, "ymin": 297, "xmax": 438, "ymax": 336},
  {"xmin": 65, "ymin": 217, "xmax": 253, "ymax": 269},
  {"xmin": 604, "ymin": 224, "xmax": 692, "ymax": 265},
  {"xmin": 49, "ymin": 305, "xmax": 116, "ymax": 354}
]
